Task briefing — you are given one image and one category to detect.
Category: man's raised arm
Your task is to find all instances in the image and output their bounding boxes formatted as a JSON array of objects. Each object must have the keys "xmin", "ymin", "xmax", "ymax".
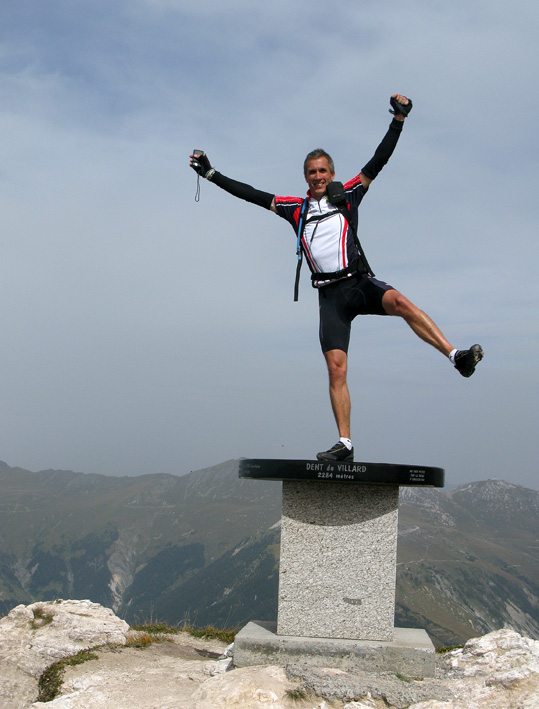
[
  {"xmin": 190, "ymin": 152, "xmax": 277, "ymax": 212},
  {"xmin": 359, "ymin": 93, "xmax": 412, "ymax": 189}
]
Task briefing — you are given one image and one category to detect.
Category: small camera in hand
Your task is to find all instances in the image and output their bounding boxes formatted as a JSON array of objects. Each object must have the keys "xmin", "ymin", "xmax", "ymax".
[{"xmin": 192, "ymin": 149, "xmax": 204, "ymax": 174}]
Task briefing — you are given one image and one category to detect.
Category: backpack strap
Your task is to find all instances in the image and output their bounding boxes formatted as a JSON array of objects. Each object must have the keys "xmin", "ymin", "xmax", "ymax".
[
  {"xmin": 333, "ymin": 201, "xmax": 374, "ymax": 279},
  {"xmin": 326, "ymin": 182, "xmax": 374, "ymax": 279},
  {"xmin": 310, "ymin": 261, "xmax": 359, "ymax": 285},
  {"xmin": 293, "ymin": 197, "xmax": 309, "ymax": 302}
]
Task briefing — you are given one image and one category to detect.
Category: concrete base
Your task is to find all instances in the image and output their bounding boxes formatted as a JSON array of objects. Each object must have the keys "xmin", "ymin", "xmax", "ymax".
[
  {"xmin": 234, "ymin": 621, "xmax": 435, "ymax": 678},
  {"xmin": 278, "ymin": 482, "xmax": 399, "ymax": 641}
]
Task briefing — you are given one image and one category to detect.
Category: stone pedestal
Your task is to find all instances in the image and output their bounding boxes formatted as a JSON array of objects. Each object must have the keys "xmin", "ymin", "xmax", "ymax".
[
  {"xmin": 234, "ymin": 621, "xmax": 435, "ymax": 678},
  {"xmin": 235, "ymin": 459, "xmax": 444, "ymax": 677},
  {"xmin": 278, "ymin": 481, "xmax": 398, "ymax": 640}
]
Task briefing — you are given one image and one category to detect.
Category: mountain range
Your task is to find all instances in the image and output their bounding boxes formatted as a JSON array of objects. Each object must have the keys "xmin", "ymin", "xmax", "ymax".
[{"xmin": 1, "ymin": 459, "xmax": 537, "ymax": 647}]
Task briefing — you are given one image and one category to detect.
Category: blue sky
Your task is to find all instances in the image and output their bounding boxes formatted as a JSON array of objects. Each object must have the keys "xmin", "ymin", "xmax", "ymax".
[{"xmin": 1, "ymin": 0, "xmax": 537, "ymax": 488}]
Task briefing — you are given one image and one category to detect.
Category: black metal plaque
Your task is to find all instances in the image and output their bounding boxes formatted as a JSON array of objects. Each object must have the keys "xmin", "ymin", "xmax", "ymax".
[{"xmin": 239, "ymin": 458, "xmax": 444, "ymax": 487}]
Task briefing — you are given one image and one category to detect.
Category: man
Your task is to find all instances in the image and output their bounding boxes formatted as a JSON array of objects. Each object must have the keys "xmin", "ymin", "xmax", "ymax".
[{"xmin": 190, "ymin": 93, "xmax": 483, "ymax": 462}]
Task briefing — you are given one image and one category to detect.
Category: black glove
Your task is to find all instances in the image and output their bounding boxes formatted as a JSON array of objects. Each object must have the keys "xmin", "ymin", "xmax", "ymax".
[
  {"xmin": 190, "ymin": 151, "xmax": 212, "ymax": 177},
  {"xmin": 389, "ymin": 95, "xmax": 413, "ymax": 117}
]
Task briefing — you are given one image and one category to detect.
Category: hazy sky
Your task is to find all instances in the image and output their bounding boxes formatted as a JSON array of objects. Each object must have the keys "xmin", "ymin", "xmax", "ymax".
[{"xmin": 1, "ymin": 1, "xmax": 537, "ymax": 488}]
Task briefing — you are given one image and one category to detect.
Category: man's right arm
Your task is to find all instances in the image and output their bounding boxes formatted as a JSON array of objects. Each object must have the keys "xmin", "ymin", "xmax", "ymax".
[
  {"xmin": 190, "ymin": 152, "xmax": 276, "ymax": 211},
  {"xmin": 359, "ymin": 93, "xmax": 411, "ymax": 188}
]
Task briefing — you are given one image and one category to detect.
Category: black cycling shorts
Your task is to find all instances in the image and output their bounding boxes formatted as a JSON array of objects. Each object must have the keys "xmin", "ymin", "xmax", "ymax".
[{"xmin": 318, "ymin": 274, "xmax": 395, "ymax": 353}]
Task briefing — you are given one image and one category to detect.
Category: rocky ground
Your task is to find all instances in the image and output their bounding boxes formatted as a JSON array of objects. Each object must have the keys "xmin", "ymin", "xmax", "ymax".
[{"xmin": 0, "ymin": 600, "xmax": 537, "ymax": 708}]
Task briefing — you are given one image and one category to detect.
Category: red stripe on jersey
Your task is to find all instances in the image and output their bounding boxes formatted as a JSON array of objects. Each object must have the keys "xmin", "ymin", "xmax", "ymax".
[
  {"xmin": 343, "ymin": 174, "xmax": 362, "ymax": 190},
  {"xmin": 301, "ymin": 235, "xmax": 317, "ymax": 271},
  {"xmin": 275, "ymin": 195, "xmax": 304, "ymax": 227},
  {"xmin": 275, "ymin": 195, "xmax": 303, "ymax": 205},
  {"xmin": 341, "ymin": 221, "xmax": 348, "ymax": 266}
]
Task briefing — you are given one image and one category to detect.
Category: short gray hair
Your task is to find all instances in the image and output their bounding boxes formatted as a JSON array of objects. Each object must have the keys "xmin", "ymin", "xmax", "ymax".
[{"xmin": 303, "ymin": 149, "xmax": 335, "ymax": 176}]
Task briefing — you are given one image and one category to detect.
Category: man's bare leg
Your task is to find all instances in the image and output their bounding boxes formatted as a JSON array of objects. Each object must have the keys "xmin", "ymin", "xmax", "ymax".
[
  {"xmin": 382, "ymin": 290, "xmax": 453, "ymax": 355},
  {"xmin": 318, "ymin": 291, "xmax": 483, "ymax": 462},
  {"xmin": 324, "ymin": 349, "xmax": 351, "ymax": 438},
  {"xmin": 382, "ymin": 289, "xmax": 483, "ymax": 376},
  {"xmin": 316, "ymin": 349, "xmax": 355, "ymax": 461}
]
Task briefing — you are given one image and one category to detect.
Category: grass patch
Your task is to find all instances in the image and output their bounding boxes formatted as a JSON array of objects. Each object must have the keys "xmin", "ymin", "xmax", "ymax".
[
  {"xmin": 131, "ymin": 619, "xmax": 237, "ymax": 645},
  {"xmin": 395, "ymin": 672, "xmax": 412, "ymax": 683},
  {"xmin": 129, "ymin": 615, "xmax": 238, "ymax": 648},
  {"xmin": 125, "ymin": 630, "xmax": 174, "ymax": 648},
  {"xmin": 126, "ymin": 632, "xmax": 157, "ymax": 648},
  {"xmin": 37, "ymin": 649, "xmax": 99, "ymax": 702},
  {"xmin": 31, "ymin": 605, "xmax": 54, "ymax": 630},
  {"xmin": 437, "ymin": 644, "xmax": 464, "ymax": 654},
  {"xmin": 130, "ymin": 622, "xmax": 179, "ymax": 635},
  {"xmin": 182, "ymin": 623, "xmax": 236, "ymax": 645},
  {"xmin": 285, "ymin": 687, "xmax": 307, "ymax": 701}
]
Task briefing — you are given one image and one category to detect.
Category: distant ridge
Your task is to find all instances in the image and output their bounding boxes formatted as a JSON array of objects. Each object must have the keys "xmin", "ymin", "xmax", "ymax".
[{"xmin": 1, "ymin": 460, "xmax": 537, "ymax": 646}]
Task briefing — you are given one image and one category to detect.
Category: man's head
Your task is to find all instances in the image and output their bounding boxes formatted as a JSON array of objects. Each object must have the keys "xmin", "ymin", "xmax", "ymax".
[{"xmin": 303, "ymin": 149, "xmax": 335, "ymax": 200}]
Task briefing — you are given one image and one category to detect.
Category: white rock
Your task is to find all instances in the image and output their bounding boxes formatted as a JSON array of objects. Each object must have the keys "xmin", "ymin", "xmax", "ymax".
[
  {"xmin": 223, "ymin": 641, "xmax": 234, "ymax": 657},
  {"xmin": 407, "ymin": 703, "xmax": 458, "ymax": 708},
  {"xmin": 444, "ymin": 628, "xmax": 539, "ymax": 677},
  {"xmin": 191, "ymin": 665, "xmax": 295, "ymax": 708},
  {"xmin": 208, "ymin": 657, "xmax": 233, "ymax": 675},
  {"xmin": 435, "ymin": 628, "xmax": 539, "ymax": 708},
  {"xmin": 0, "ymin": 600, "xmax": 129, "ymax": 708},
  {"xmin": 2, "ymin": 602, "xmax": 538, "ymax": 709}
]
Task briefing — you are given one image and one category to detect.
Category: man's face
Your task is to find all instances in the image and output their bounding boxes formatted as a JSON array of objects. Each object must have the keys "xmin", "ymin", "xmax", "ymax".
[{"xmin": 304, "ymin": 157, "xmax": 335, "ymax": 200}]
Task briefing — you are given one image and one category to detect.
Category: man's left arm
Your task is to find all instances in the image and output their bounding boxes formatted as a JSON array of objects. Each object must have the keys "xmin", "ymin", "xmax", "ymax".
[
  {"xmin": 190, "ymin": 152, "xmax": 275, "ymax": 210},
  {"xmin": 360, "ymin": 93, "xmax": 411, "ymax": 189}
]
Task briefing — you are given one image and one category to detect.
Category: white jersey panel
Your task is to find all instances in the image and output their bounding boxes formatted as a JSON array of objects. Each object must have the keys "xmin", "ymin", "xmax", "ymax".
[{"xmin": 303, "ymin": 197, "xmax": 348, "ymax": 276}]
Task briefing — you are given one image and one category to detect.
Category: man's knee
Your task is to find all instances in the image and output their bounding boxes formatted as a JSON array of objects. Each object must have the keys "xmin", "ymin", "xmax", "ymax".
[
  {"xmin": 383, "ymin": 290, "xmax": 416, "ymax": 318},
  {"xmin": 324, "ymin": 349, "xmax": 348, "ymax": 383}
]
